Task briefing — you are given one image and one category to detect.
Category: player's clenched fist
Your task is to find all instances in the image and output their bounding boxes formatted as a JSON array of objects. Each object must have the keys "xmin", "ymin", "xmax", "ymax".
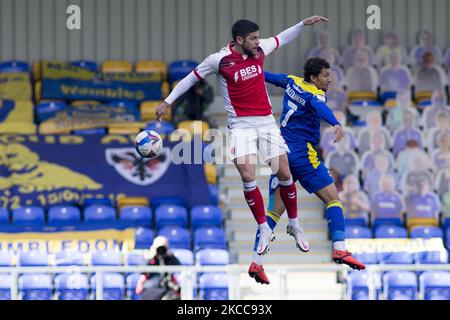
[{"xmin": 156, "ymin": 102, "xmax": 170, "ymax": 121}]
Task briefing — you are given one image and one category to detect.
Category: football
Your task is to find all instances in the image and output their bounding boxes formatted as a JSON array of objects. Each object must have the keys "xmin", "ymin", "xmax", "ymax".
[{"xmin": 135, "ymin": 130, "xmax": 163, "ymax": 159}]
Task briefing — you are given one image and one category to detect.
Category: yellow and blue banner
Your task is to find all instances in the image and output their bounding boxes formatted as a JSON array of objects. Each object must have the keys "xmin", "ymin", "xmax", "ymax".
[
  {"xmin": 0, "ymin": 73, "xmax": 32, "ymax": 102},
  {"xmin": 0, "ymin": 99, "xmax": 36, "ymax": 134}
]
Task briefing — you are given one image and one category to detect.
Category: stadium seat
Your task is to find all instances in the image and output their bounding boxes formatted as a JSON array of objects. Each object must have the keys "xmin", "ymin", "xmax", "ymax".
[
  {"xmin": 190, "ymin": 205, "xmax": 222, "ymax": 230},
  {"xmin": 140, "ymin": 101, "xmax": 172, "ymax": 121},
  {"xmin": 383, "ymin": 271, "xmax": 418, "ymax": 300},
  {"xmin": 374, "ymin": 225, "xmax": 408, "ymax": 239},
  {"xmin": 194, "ymin": 227, "xmax": 226, "ymax": 252},
  {"xmin": 198, "ymin": 272, "xmax": 229, "ymax": 300},
  {"xmin": 101, "ymin": 60, "xmax": 132, "ymax": 73},
  {"xmin": 407, "ymin": 218, "xmax": 440, "ymax": 231},
  {"xmin": 82, "ymin": 198, "xmax": 113, "ymax": 208},
  {"xmin": 196, "ymin": 249, "xmax": 229, "ymax": 266},
  {"xmin": 204, "ymin": 164, "xmax": 217, "ymax": 185},
  {"xmin": 35, "ymin": 101, "xmax": 68, "ymax": 123},
  {"xmin": 0, "ymin": 274, "xmax": 11, "ymax": 300},
  {"xmin": 158, "ymin": 227, "xmax": 191, "ymax": 250},
  {"xmin": 372, "ymin": 218, "xmax": 404, "ymax": 230},
  {"xmin": 117, "ymin": 196, "xmax": 149, "ymax": 209},
  {"xmin": 0, "ymin": 60, "xmax": 29, "ymax": 73},
  {"xmin": 410, "ymin": 226, "xmax": 443, "ymax": 239},
  {"xmin": 126, "ymin": 273, "xmax": 141, "ymax": 300},
  {"xmin": 55, "ymin": 273, "xmax": 89, "ymax": 300},
  {"xmin": 352, "ymin": 252, "xmax": 378, "ymax": 265},
  {"xmin": 155, "ymin": 205, "xmax": 188, "ymax": 230},
  {"xmin": 54, "ymin": 250, "xmax": 85, "ymax": 266},
  {"xmin": 107, "ymin": 123, "xmax": 142, "ymax": 135},
  {"xmin": 209, "ymin": 184, "xmax": 219, "ymax": 206},
  {"xmin": 19, "ymin": 250, "xmax": 49, "ymax": 267},
  {"xmin": 71, "ymin": 60, "xmax": 98, "ymax": 72},
  {"xmin": 145, "ymin": 121, "xmax": 175, "ymax": 137},
  {"xmin": 134, "ymin": 227, "xmax": 155, "ymax": 249},
  {"xmin": 19, "ymin": 274, "xmax": 52, "ymax": 300},
  {"xmin": 150, "ymin": 196, "xmax": 187, "ymax": 211},
  {"xmin": 12, "ymin": 206, "xmax": 45, "ymax": 227},
  {"xmin": 347, "ymin": 271, "xmax": 381, "ymax": 300},
  {"xmin": 0, "ymin": 251, "xmax": 13, "ymax": 267},
  {"xmin": 126, "ymin": 253, "xmax": 145, "ymax": 266},
  {"xmin": 378, "ymin": 252, "xmax": 414, "ymax": 265},
  {"xmin": 119, "ymin": 206, "xmax": 152, "ymax": 227},
  {"xmin": 168, "ymin": 60, "xmax": 198, "ymax": 83},
  {"xmin": 91, "ymin": 250, "xmax": 122, "ymax": 266},
  {"xmin": 135, "ymin": 60, "xmax": 168, "ymax": 80},
  {"xmin": 345, "ymin": 225, "xmax": 372, "ymax": 239},
  {"xmin": 0, "ymin": 208, "xmax": 9, "ymax": 224},
  {"xmin": 72, "ymin": 128, "xmax": 107, "ymax": 135},
  {"xmin": 91, "ymin": 273, "xmax": 125, "ymax": 300},
  {"xmin": 47, "ymin": 206, "xmax": 81, "ymax": 226},
  {"xmin": 171, "ymin": 249, "xmax": 194, "ymax": 266},
  {"xmin": 414, "ymin": 250, "xmax": 448, "ymax": 265},
  {"xmin": 419, "ymin": 271, "xmax": 450, "ymax": 300},
  {"xmin": 83, "ymin": 205, "xmax": 116, "ymax": 223}
]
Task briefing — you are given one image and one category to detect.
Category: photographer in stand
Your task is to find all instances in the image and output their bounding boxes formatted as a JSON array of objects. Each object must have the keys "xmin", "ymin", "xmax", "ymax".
[{"xmin": 135, "ymin": 236, "xmax": 181, "ymax": 300}]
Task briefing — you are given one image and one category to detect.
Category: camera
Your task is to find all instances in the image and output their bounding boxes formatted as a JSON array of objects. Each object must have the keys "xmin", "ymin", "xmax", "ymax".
[{"xmin": 156, "ymin": 245, "xmax": 168, "ymax": 256}]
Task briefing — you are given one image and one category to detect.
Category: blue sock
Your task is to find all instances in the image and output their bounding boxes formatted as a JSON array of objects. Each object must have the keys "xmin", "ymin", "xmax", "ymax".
[
  {"xmin": 253, "ymin": 211, "xmax": 280, "ymax": 252},
  {"xmin": 326, "ymin": 200, "xmax": 346, "ymax": 243}
]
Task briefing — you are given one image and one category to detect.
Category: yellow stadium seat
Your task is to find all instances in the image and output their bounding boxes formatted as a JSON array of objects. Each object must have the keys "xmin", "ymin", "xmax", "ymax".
[
  {"xmin": 71, "ymin": 100, "xmax": 101, "ymax": 106},
  {"xmin": 117, "ymin": 196, "xmax": 150, "ymax": 209},
  {"xmin": 136, "ymin": 60, "xmax": 168, "ymax": 79},
  {"xmin": 177, "ymin": 120, "xmax": 210, "ymax": 140},
  {"xmin": 384, "ymin": 98, "xmax": 397, "ymax": 108},
  {"xmin": 406, "ymin": 218, "xmax": 439, "ymax": 231},
  {"xmin": 348, "ymin": 91, "xmax": 378, "ymax": 103},
  {"xmin": 33, "ymin": 62, "xmax": 41, "ymax": 81},
  {"xmin": 140, "ymin": 100, "xmax": 172, "ymax": 121},
  {"xmin": 204, "ymin": 164, "xmax": 217, "ymax": 184},
  {"xmin": 415, "ymin": 91, "xmax": 433, "ymax": 104},
  {"xmin": 162, "ymin": 81, "xmax": 170, "ymax": 98},
  {"xmin": 101, "ymin": 60, "xmax": 133, "ymax": 73}
]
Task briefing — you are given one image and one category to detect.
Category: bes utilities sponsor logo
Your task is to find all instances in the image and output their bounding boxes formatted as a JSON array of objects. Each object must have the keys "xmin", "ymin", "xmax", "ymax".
[{"xmin": 234, "ymin": 65, "xmax": 262, "ymax": 82}]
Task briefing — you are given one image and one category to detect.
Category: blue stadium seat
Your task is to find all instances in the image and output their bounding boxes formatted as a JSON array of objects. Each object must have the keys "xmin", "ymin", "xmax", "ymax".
[
  {"xmin": 194, "ymin": 227, "xmax": 226, "ymax": 252},
  {"xmin": 0, "ymin": 60, "xmax": 29, "ymax": 73},
  {"xmin": 383, "ymin": 271, "xmax": 418, "ymax": 300},
  {"xmin": 126, "ymin": 273, "xmax": 141, "ymax": 300},
  {"xmin": 83, "ymin": 205, "xmax": 116, "ymax": 223},
  {"xmin": 91, "ymin": 250, "xmax": 122, "ymax": 266},
  {"xmin": 196, "ymin": 249, "xmax": 229, "ymax": 266},
  {"xmin": 145, "ymin": 121, "xmax": 175, "ymax": 136},
  {"xmin": 372, "ymin": 218, "xmax": 404, "ymax": 230},
  {"xmin": 0, "ymin": 208, "xmax": 9, "ymax": 224},
  {"xmin": 47, "ymin": 206, "xmax": 81, "ymax": 226},
  {"xmin": 447, "ymin": 229, "xmax": 450, "ymax": 250},
  {"xmin": 12, "ymin": 206, "xmax": 45, "ymax": 226},
  {"xmin": 126, "ymin": 253, "xmax": 145, "ymax": 266},
  {"xmin": 19, "ymin": 250, "xmax": 49, "ymax": 267},
  {"xmin": 414, "ymin": 251, "xmax": 448, "ymax": 265},
  {"xmin": 82, "ymin": 198, "xmax": 113, "ymax": 207},
  {"xmin": 420, "ymin": 271, "xmax": 450, "ymax": 300},
  {"xmin": 198, "ymin": 272, "xmax": 229, "ymax": 300},
  {"xmin": 107, "ymin": 100, "xmax": 138, "ymax": 109},
  {"xmin": 119, "ymin": 206, "xmax": 152, "ymax": 227},
  {"xmin": 345, "ymin": 225, "xmax": 372, "ymax": 239},
  {"xmin": 54, "ymin": 250, "xmax": 85, "ymax": 266},
  {"xmin": 0, "ymin": 251, "xmax": 13, "ymax": 267},
  {"xmin": 344, "ymin": 218, "xmax": 368, "ymax": 227},
  {"xmin": 352, "ymin": 252, "xmax": 379, "ymax": 265},
  {"xmin": 168, "ymin": 60, "xmax": 198, "ymax": 83},
  {"xmin": 347, "ymin": 271, "xmax": 381, "ymax": 300},
  {"xmin": 209, "ymin": 184, "xmax": 218, "ymax": 206},
  {"xmin": 71, "ymin": 60, "xmax": 98, "ymax": 72},
  {"xmin": 35, "ymin": 101, "xmax": 68, "ymax": 123},
  {"xmin": 19, "ymin": 274, "xmax": 52, "ymax": 300},
  {"xmin": 155, "ymin": 205, "xmax": 188, "ymax": 230},
  {"xmin": 72, "ymin": 128, "xmax": 107, "ymax": 135},
  {"xmin": 191, "ymin": 206, "xmax": 222, "ymax": 230},
  {"xmin": 150, "ymin": 197, "xmax": 187, "ymax": 211},
  {"xmin": 0, "ymin": 274, "xmax": 11, "ymax": 300},
  {"xmin": 55, "ymin": 273, "xmax": 89, "ymax": 300},
  {"xmin": 158, "ymin": 227, "xmax": 191, "ymax": 250},
  {"xmin": 374, "ymin": 225, "xmax": 408, "ymax": 238},
  {"xmin": 134, "ymin": 227, "xmax": 155, "ymax": 249},
  {"xmin": 378, "ymin": 252, "xmax": 414, "ymax": 265},
  {"xmin": 91, "ymin": 273, "xmax": 125, "ymax": 300},
  {"xmin": 172, "ymin": 249, "xmax": 194, "ymax": 266},
  {"xmin": 410, "ymin": 226, "xmax": 443, "ymax": 239}
]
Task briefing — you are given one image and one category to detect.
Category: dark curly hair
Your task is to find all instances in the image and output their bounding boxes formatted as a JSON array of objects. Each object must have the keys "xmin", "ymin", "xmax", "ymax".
[{"xmin": 304, "ymin": 58, "xmax": 330, "ymax": 82}]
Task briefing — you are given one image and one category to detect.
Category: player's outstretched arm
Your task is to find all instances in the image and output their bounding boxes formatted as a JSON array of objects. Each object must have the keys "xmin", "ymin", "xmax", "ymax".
[
  {"xmin": 264, "ymin": 71, "xmax": 289, "ymax": 89},
  {"xmin": 276, "ymin": 15, "xmax": 328, "ymax": 48},
  {"xmin": 310, "ymin": 95, "xmax": 344, "ymax": 143}
]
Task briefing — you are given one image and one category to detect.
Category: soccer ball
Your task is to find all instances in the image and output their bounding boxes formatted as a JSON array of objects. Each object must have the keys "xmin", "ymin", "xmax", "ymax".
[{"xmin": 135, "ymin": 130, "xmax": 163, "ymax": 159}]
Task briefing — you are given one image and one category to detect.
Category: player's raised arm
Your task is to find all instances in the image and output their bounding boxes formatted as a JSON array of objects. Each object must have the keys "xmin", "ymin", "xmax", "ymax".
[{"xmin": 264, "ymin": 71, "xmax": 289, "ymax": 89}]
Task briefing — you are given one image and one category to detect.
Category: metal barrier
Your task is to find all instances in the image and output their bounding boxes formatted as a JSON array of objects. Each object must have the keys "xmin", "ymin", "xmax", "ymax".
[{"xmin": 1, "ymin": 264, "xmax": 449, "ymax": 300}]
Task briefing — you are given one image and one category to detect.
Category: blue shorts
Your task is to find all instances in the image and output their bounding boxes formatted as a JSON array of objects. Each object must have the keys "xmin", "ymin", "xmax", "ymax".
[{"xmin": 268, "ymin": 142, "xmax": 334, "ymax": 208}]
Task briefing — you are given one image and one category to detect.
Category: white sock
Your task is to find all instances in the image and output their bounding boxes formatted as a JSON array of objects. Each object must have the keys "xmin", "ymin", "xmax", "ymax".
[
  {"xmin": 288, "ymin": 218, "xmax": 300, "ymax": 228},
  {"xmin": 333, "ymin": 241, "xmax": 347, "ymax": 251},
  {"xmin": 258, "ymin": 222, "xmax": 271, "ymax": 232},
  {"xmin": 252, "ymin": 252, "xmax": 263, "ymax": 265}
]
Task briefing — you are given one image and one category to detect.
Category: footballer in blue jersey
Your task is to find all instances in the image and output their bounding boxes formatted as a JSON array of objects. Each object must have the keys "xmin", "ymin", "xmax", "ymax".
[{"xmin": 248, "ymin": 58, "xmax": 365, "ymax": 285}]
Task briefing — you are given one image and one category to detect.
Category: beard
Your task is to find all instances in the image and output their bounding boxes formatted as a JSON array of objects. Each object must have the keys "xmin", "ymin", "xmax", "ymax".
[{"xmin": 242, "ymin": 45, "xmax": 256, "ymax": 56}]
